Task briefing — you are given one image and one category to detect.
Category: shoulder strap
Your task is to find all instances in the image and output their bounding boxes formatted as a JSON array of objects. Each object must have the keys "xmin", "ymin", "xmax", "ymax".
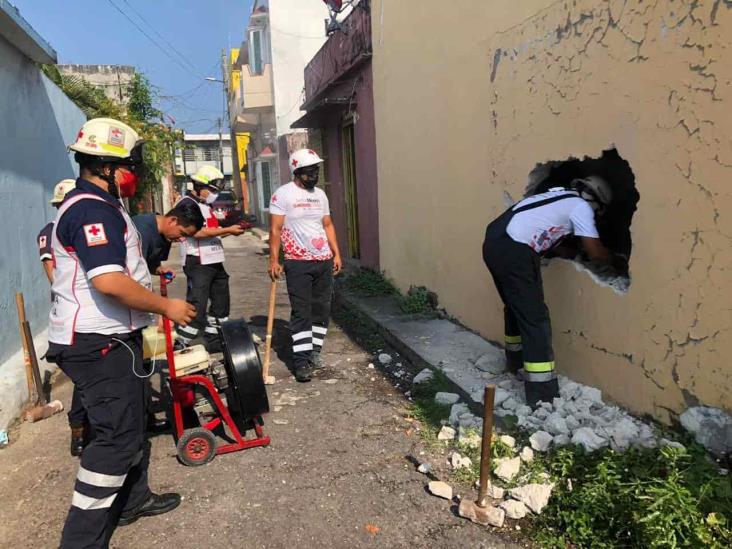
[{"xmin": 512, "ymin": 192, "xmax": 578, "ymax": 215}]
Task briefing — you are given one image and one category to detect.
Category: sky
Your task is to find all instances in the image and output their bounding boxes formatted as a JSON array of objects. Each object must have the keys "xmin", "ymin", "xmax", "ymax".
[{"xmin": 12, "ymin": 0, "xmax": 255, "ymax": 133}]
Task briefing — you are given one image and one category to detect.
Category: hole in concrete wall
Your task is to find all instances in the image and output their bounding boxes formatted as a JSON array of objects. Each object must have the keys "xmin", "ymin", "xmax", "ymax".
[{"xmin": 525, "ymin": 148, "xmax": 639, "ymax": 293}]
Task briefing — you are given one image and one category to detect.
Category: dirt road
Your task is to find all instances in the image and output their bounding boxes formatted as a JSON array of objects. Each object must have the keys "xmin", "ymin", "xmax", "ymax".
[{"xmin": 0, "ymin": 234, "xmax": 520, "ymax": 548}]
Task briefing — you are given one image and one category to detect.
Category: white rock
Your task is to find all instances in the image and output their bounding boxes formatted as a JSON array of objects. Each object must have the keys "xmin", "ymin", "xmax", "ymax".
[
  {"xmin": 378, "ymin": 353, "xmax": 392, "ymax": 365},
  {"xmin": 634, "ymin": 423, "xmax": 658, "ymax": 449},
  {"xmin": 516, "ymin": 405, "xmax": 532, "ymax": 418},
  {"xmin": 458, "ymin": 499, "xmax": 505, "ymax": 527},
  {"xmin": 553, "ymin": 434, "xmax": 571, "ymax": 446},
  {"xmin": 533, "ymin": 407, "xmax": 550, "ymax": 420},
  {"xmin": 580, "ymin": 386, "xmax": 603, "ymax": 403},
  {"xmin": 608, "ymin": 418, "xmax": 640, "ymax": 451},
  {"xmin": 412, "ymin": 368, "xmax": 433, "ymax": 385},
  {"xmin": 498, "ymin": 379, "xmax": 514, "ymax": 389},
  {"xmin": 520, "ymin": 446, "xmax": 535, "ymax": 463},
  {"xmin": 458, "ymin": 429, "xmax": 482, "ymax": 449},
  {"xmin": 571, "ymin": 427, "xmax": 608, "ymax": 452},
  {"xmin": 417, "ymin": 463, "xmax": 431, "ymax": 474},
  {"xmin": 500, "ymin": 499, "xmax": 529, "ymax": 519},
  {"xmin": 502, "ymin": 397, "xmax": 519, "ymax": 411},
  {"xmin": 428, "ymin": 481, "xmax": 453, "ymax": 500},
  {"xmin": 499, "ymin": 435, "xmax": 516, "ymax": 448},
  {"xmin": 494, "ymin": 388, "xmax": 510, "ymax": 407},
  {"xmin": 659, "ymin": 438, "xmax": 685, "ymax": 450},
  {"xmin": 509, "ymin": 483, "xmax": 554, "ymax": 514},
  {"xmin": 559, "ymin": 381, "xmax": 581, "ymax": 400},
  {"xmin": 565, "ymin": 415, "xmax": 580, "ymax": 431},
  {"xmin": 435, "ymin": 392, "xmax": 460, "ymax": 406},
  {"xmin": 474, "ymin": 353, "xmax": 507, "ymax": 374},
  {"xmin": 544, "ymin": 413, "xmax": 570, "ymax": 435},
  {"xmin": 529, "ymin": 431, "xmax": 553, "ymax": 452},
  {"xmin": 539, "ymin": 401, "xmax": 553, "ymax": 411},
  {"xmin": 450, "ymin": 452, "xmax": 473, "ymax": 469},
  {"xmin": 449, "ymin": 403, "xmax": 470, "ymax": 427},
  {"xmin": 437, "ymin": 425, "xmax": 456, "ymax": 441},
  {"xmin": 494, "ymin": 457, "xmax": 522, "ymax": 482},
  {"xmin": 680, "ymin": 406, "xmax": 732, "ymax": 456}
]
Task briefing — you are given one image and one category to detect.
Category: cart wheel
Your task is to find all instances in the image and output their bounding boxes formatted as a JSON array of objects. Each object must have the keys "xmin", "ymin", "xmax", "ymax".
[{"xmin": 177, "ymin": 428, "xmax": 216, "ymax": 466}]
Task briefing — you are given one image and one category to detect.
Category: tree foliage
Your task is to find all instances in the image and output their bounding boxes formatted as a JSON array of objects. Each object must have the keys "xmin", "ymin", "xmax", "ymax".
[{"xmin": 41, "ymin": 65, "xmax": 181, "ymax": 209}]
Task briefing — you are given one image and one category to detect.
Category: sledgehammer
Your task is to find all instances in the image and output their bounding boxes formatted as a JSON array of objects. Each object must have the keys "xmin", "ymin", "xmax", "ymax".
[{"xmin": 458, "ymin": 384, "xmax": 504, "ymax": 526}]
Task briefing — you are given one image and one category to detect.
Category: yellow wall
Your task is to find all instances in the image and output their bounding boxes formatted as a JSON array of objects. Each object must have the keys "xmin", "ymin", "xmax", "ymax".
[{"xmin": 371, "ymin": 0, "xmax": 732, "ymax": 422}]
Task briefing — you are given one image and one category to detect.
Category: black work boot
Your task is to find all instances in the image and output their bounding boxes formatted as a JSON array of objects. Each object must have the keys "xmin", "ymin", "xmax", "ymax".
[
  {"xmin": 310, "ymin": 350, "xmax": 323, "ymax": 370},
  {"xmin": 118, "ymin": 493, "xmax": 181, "ymax": 526},
  {"xmin": 294, "ymin": 365, "xmax": 312, "ymax": 382},
  {"xmin": 524, "ymin": 378, "xmax": 560, "ymax": 408},
  {"xmin": 69, "ymin": 425, "xmax": 86, "ymax": 457}
]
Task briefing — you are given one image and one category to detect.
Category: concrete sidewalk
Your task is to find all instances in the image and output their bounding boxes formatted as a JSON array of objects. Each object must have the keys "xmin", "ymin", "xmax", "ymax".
[{"xmin": 0, "ymin": 234, "xmax": 520, "ymax": 549}]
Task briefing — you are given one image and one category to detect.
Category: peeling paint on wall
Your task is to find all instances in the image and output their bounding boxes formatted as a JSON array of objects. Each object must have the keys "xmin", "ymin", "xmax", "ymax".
[{"xmin": 373, "ymin": 0, "xmax": 732, "ymax": 424}]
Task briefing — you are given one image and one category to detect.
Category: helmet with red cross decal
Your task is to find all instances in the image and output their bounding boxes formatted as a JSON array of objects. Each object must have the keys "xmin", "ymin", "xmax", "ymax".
[
  {"xmin": 69, "ymin": 118, "xmax": 142, "ymax": 162},
  {"xmin": 289, "ymin": 149, "xmax": 323, "ymax": 176}
]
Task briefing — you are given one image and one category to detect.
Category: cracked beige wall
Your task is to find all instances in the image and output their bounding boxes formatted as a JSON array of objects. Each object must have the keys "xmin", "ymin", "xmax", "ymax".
[{"xmin": 372, "ymin": 0, "xmax": 732, "ymax": 422}]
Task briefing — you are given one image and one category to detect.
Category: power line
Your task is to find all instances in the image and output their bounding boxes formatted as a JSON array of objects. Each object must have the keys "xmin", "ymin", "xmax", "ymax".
[
  {"xmin": 119, "ymin": 0, "xmax": 202, "ymax": 76},
  {"xmin": 104, "ymin": 0, "xmax": 201, "ymax": 80}
]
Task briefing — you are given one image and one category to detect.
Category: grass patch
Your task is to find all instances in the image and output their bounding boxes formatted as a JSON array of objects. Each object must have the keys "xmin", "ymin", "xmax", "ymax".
[
  {"xmin": 331, "ymin": 299, "xmax": 386, "ymax": 353},
  {"xmin": 343, "ymin": 268, "xmax": 397, "ymax": 297},
  {"xmin": 399, "ymin": 285, "xmax": 438, "ymax": 314}
]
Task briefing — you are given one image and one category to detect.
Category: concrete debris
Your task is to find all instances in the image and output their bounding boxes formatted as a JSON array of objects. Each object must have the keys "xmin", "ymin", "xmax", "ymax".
[
  {"xmin": 367, "ymin": 363, "xmax": 375, "ymax": 369},
  {"xmin": 494, "ymin": 457, "xmax": 522, "ymax": 482},
  {"xmin": 533, "ymin": 407, "xmax": 550, "ymax": 421},
  {"xmin": 516, "ymin": 405, "xmax": 532, "ymax": 418},
  {"xmin": 449, "ymin": 403, "xmax": 470, "ymax": 428},
  {"xmin": 458, "ymin": 499, "xmax": 505, "ymax": 527},
  {"xmin": 435, "ymin": 392, "xmax": 460, "ymax": 406},
  {"xmin": 509, "ymin": 483, "xmax": 554, "ymax": 514},
  {"xmin": 378, "ymin": 353, "xmax": 393, "ymax": 365},
  {"xmin": 412, "ymin": 368, "xmax": 434, "ymax": 385},
  {"xmin": 499, "ymin": 434, "xmax": 516, "ymax": 448},
  {"xmin": 474, "ymin": 353, "xmax": 506, "ymax": 374},
  {"xmin": 493, "ymin": 388, "xmax": 510, "ymax": 407},
  {"xmin": 273, "ymin": 419, "xmax": 289, "ymax": 425},
  {"xmin": 608, "ymin": 418, "xmax": 639, "ymax": 451},
  {"xmin": 529, "ymin": 431, "xmax": 553, "ymax": 452},
  {"xmin": 417, "ymin": 463, "xmax": 431, "ymax": 474},
  {"xmin": 679, "ymin": 406, "xmax": 732, "ymax": 456},
  {"xmin": 476, "ymin": 481, "xmax": 506, "ymax": 500},
  {"xmin": 324, "ymin": 379, "xmax": 338, "ymax": 384},
  {"xmin": 502, "ymin": 397, "xmax": 519, "ymax": 411},
  {"xmin": 437, "ymin": 425, "xmax": 456, "ymax": 441},
  {"xmin": 659, "ymin": 438, "xmax": 685, "ymax": 450},
  {"xmin": 571, "ymin": 427, "xmax": 608, "ymax": 452},
  {"xmin": 428, "ymin": 481, "xmax": 453, "ymax": 500},
  {"xmin": 559, "ymin": 381, "xmax": 581, "ymax": 400},
  {"xmin": 580, "ymin": 386, "xmax": 603, "ymax": 404},
  {"xmin": 552, "ymin": 434, "xmax": 571, "ymax": 446},
  {"xmin": 544, "ymin": 413, "xmax": 570, "ymax": 436},
  {"xmin": 520, "ymin": 446, "xmax": 534, "ymax": 463},
  {"xmin": 500, "ymin": 499, "xmax": 529, "ymax": 519},
  {"xmin": 450, "ymin": 452, "xmax": 473, "ymax": 470}
]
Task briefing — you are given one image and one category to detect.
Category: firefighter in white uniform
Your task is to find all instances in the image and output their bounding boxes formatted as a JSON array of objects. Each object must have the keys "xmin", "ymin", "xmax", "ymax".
[
  {"xmin": 175, "ymin": 165, "xmax": 244, "ymax": 352},
  {"xmin": 46, "ymin": 118, "xmax": 195, "ymax": 548}
]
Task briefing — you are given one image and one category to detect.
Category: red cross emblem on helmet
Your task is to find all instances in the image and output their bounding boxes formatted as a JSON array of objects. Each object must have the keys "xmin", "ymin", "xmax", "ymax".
[{"xmin": 291, "ymin": 159, "xmax": 299, "ymax": 167}]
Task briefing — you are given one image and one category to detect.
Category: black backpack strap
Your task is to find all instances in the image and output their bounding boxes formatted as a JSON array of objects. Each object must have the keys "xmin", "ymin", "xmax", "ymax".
[{"xmin": 512, "ymin": 192, "xmax": 578, "ymax": 214}]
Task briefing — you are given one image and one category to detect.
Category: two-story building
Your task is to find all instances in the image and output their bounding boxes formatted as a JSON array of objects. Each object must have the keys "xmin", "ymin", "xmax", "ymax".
[{"xmin": 227, "ymin": 0, "xmax": 328, "ymax": 225}]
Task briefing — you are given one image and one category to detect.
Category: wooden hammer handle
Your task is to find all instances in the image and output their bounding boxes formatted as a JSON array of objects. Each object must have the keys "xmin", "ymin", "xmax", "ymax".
[
  {"xmin": 262, "ymin": 279, "xmax": 277, "ymax": 380},
  {"xmin": 15, "ymin": 293, "xmax": 34, "ymax": 399},
  {"xmin": 477, "ymin": 385, "xmax": 496, "ymax": 506}
]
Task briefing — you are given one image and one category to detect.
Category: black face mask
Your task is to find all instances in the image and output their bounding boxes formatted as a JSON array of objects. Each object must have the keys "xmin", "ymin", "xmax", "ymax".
[{"xmin": 297, "ymin": 166, "xmax": 320, "ymax": 189}]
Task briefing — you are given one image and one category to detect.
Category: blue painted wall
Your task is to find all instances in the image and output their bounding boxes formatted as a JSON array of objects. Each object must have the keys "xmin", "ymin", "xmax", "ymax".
[{"xmin": 0, "ymin": 32, "xmax": 85, "ymax": 364}]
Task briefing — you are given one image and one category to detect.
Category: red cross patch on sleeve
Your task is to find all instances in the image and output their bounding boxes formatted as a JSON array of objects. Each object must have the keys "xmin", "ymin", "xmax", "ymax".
[
  {"xmin": 38, "ymin": 235, "xmax": 47, "ymax": 249},
  {"xmin": 83, "ymin": 223, "xmax": 108, "ymax": 247}
]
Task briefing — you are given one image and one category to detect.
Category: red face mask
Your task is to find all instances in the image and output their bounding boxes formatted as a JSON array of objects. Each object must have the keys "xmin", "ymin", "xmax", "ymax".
[{"xmin": 118, "ymin": 169, "xmax": 138, "ymax": 198}]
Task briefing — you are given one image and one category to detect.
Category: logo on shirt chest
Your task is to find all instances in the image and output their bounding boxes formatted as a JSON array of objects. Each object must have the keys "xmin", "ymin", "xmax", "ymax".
[{"xmin": 83, "ymin": 223, "xmax": 108, "ymax": 247}]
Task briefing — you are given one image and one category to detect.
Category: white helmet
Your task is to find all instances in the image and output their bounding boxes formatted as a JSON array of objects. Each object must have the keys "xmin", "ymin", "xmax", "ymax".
[
  {"xmin": 575, "ymin": 176, "xmax": 613, "ymax": 209},
  {"xmin": 191, "ymin": 165, "xmax": 225, "ymax": 188},
  {"xmin": 50, "ymin": 179, "xmax": 76, "ymax": 205},
  {"xmin": 289, "ymin": 149, "xmax": 323, "ymax": 176},
  {"xmin": 69, "ymin": 118, "xmax": 141, "ymax": 160}
]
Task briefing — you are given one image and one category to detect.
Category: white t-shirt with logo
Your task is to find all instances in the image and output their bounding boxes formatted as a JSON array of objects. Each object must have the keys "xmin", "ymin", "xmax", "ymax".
[
  {"xmin": 269, "ymin": 182, "xmax": 333, "ymax": 261},
  {"xmin": 506, "ymin": 190, "xmax": 600, "ymax": 253}
]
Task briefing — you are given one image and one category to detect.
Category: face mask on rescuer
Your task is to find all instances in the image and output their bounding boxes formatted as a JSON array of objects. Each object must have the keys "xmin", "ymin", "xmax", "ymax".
[
  {"xmin": 205, "ymin": 192, "xmax": 219, "ymax": 204},
  {"xmin": 301, "ymin": 172, "xmax": 319, "ymax": 189},
  {"xmin": 118, "ymin": 169, "xmax": 138, "ymax": 198}
]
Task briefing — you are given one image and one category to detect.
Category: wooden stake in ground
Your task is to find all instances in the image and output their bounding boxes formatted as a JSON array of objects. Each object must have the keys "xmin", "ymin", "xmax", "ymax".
[
  {"xmin": 262, "ymin": 279, "xmax": 277, "ymax": 385},
  {"xmin": 15, "ymin": 293, "xmax": 34, "ymax": 400}
]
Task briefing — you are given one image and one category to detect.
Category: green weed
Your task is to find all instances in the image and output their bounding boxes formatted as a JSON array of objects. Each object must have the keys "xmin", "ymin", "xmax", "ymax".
[
  {"xmin": 343, "ymin": 269, "xmax": 397, "ymax": 297},
  {"xmin": 399, "ymin": 285, "xmax": 438, "ymax": 314}
]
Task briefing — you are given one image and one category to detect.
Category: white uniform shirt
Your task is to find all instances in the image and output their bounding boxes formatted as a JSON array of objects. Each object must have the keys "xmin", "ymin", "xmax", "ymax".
[
  {"xmin": 180, "ymin": 196, "xmax": 225, "ymax": 265},
  {"xmin": 269, "ymin": 182, "xmax": 333, "ymax": 261},
  {"xmin": 506, "ymin": 190, "xmax": 599, "ymax": 254}
]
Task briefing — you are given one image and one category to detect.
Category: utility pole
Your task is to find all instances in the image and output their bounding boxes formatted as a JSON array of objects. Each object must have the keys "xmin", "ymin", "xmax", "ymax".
[
  {"xmin": 220, "ymin": 49, "xmax": 227, "ymax": 177},
  {"xmin": 217, "ymin": 117, "xmax": 224, "ymax": 172}
]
